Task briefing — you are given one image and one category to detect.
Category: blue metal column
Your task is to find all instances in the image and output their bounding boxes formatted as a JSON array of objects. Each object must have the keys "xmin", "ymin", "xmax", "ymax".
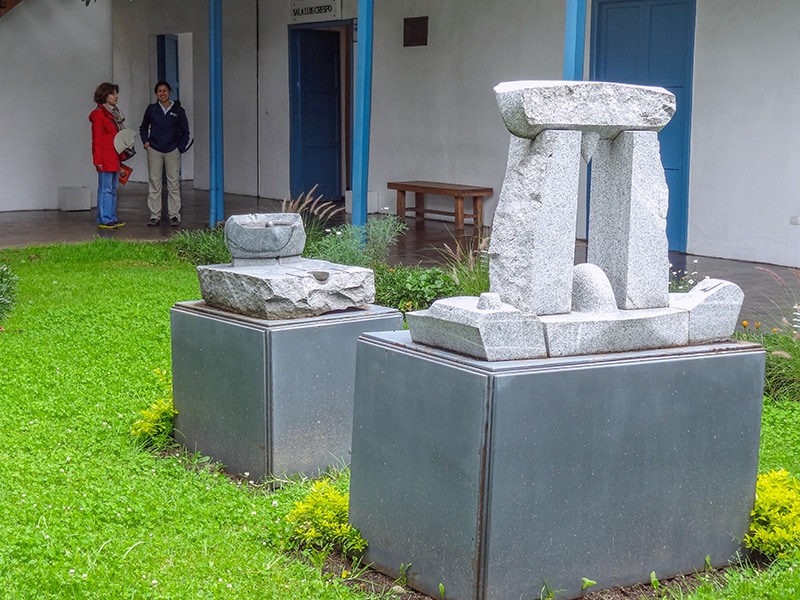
[
  {"xmin": 563, "ymin": 0, "xmax": 587, "ymax": 80},
  {"xmin": 209, "ymin": 0, "xmax": 225, "ymax": 226},
  {"xmin": 351, "ymin": 0, "xmax": 374, "ymax": 228}
]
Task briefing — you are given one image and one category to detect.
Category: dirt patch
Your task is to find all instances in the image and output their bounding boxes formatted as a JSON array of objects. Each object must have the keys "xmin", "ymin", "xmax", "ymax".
[{"xmin": 325, "ymin": 549, "xmax": 735, "ymax": 599}]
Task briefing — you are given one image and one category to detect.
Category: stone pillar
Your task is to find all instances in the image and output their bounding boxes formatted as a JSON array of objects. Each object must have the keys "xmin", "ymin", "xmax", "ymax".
[
  {"xmin": 489, "ymin": 130, "xmax": 582, "ymax": 315},
  {"xmin": 588, "ymin": 131, "xmax": 670, "ymax": 309}
]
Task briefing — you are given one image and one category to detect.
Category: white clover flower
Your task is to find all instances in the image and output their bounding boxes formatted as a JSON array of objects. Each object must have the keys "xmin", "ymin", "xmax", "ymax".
[{"xmin": 272, "ymin": 500, "xmax": 279, "ymax": 507}]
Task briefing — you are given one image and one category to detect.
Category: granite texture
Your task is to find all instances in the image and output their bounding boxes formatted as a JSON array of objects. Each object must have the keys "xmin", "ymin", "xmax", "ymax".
[
  {"xmin": 197, "ymin": 258, "xmax": 375, "ymax": 319},
  {"xmin": 540, "ymin": 307, "xmax": 689, "ymax": 357},
  {"xmin": 406, "ymin": 294, "xmax": 548, "ymax": 361},
  {"xmin": 494, "ymin": 80, "xmax": 676, "ymax": 140},
  {"xmin": 488, "ymin": 130, "xmax": 582, "ymax": 315},
  {"xmin": 670, "ymin": 279, "xmax": 745, "ymax": 343},
  {"xmin": 588, "ymin": 131, "xmax": 670, "ymax": 309}
]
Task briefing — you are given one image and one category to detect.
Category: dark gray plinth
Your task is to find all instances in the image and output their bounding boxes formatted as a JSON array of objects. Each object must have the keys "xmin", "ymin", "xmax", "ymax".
[
  {"xmin": 349, "ymin": 331, "xmax": 765, "ymax": 600},
  {"xmin": 171, "ymin": 302, "xmax": 403, "ymax": 479}
]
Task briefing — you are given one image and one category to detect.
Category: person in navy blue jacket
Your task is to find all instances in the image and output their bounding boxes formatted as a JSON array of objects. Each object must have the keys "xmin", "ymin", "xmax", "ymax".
[{"xmin": 139, "ymin": 80, "xmax": 190, "ymax": 226}]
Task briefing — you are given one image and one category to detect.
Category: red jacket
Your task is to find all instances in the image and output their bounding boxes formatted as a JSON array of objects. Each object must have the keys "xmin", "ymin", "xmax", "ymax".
[{"xmin": 89, "ymin": 105, "xmax": 122, "ymax": 172}]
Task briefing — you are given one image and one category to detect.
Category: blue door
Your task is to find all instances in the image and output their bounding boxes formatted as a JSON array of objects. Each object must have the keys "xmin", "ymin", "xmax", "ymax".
[
  {"xmin": 157, "ymin": 34, "xmax": 180, "ymax": 100},
  {"xmin": 290, "ymin": 29, "xmax": 342, "ymax": 201},
  {"xmin": 591, "ymin": 0, "xmax": 695, "ymax": 252}
]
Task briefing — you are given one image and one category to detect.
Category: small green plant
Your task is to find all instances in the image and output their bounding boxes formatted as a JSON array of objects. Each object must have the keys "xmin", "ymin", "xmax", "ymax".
[
  {"xmin": 130, "ymin": 368, "xmax": 178, "ymax": 449},
  {"xmin": 396, "ymin": 562, "xmax": 412, "ymax": 587},
  {"xmin": 0, "ymin": 262, "xmax": 18, "ymax": 322},
  {"xmin": 669, "ymin": 258, "xmax": 706, "ymax": 292},
  {"xmin": 439, "ymin": 582, "xmax": 446, "ymax": 600},
  {"xmin": 539, "ymin": 579, "xmax": 559, "ymax": 600},
  {"xmin": 745, "ymin": 469, "xmax": 800, "ymax": 559},
  {"xmin": 650, "ymin": 570, "xmax": 660, "ymax": 590},
  {"xmin": 581, "ymin": 576, "xmax": 597, "ymax": 591},
  {"xmin": 285, "ymin": 479, "xmax": 367, "ymax": 556}
]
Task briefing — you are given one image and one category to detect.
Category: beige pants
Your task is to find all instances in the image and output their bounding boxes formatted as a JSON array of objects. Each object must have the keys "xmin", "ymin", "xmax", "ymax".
[{"xmin": 146, "ymin": 147, "xmax": 182, "ymax": 221}]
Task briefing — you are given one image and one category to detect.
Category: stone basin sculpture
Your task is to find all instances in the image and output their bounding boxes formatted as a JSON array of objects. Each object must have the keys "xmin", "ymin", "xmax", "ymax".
[
  {"xmin": 407, "ymin": 81, "xmax": 743, "ymax": 360},
  {"xmin": 197, "ymin": 213, "xmax": 375, "ymax": 320}
]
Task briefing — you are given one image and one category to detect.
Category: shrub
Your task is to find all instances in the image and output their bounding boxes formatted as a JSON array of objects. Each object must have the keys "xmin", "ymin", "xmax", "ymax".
[
  {"xmin": 745, "ymin": 469, "xmax": 800, "ymax": 559},
  {"xmin": 738, "ymin": 328, "xmax": 800, "ymax": 401},
  {"xmin": 171, "ymin": 226, "xmax": 230, "ymax": 265},
  {"xmin": 284, "ymin": 479, "xmax": 367, "ymax": 556},
  {"xmin": 0, "ymin": 263, "xmax": 18, "ymax": 321},
  {"xmin": 436, "ymin": 236, "xmax": 490, "ymax": 298},
  {"xmin": 281, "ymin": 185, "xmax": 345, "ymax": 252},
  {"xmin": 130, "ymin": 369, "xmax": 178, "ymax": 450},
  {"xmin": 307, "ymin": 216, "xmax": 406, "ymax": 267},
  {"xmin": 373, "ymin": 263, "xmax": 459, "ymax": 312}
]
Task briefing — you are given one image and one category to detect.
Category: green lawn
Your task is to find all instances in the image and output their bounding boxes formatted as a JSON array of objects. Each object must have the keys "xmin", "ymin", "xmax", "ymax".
[{"xmin": 1, "ymin": 238, "xmax": 799, "ymax": 599}]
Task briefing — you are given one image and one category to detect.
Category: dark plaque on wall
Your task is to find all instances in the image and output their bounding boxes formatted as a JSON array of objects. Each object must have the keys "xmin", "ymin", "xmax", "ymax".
[{"xmin": 403, "ymin": 16, "xmax": 428, "ymax": 47}]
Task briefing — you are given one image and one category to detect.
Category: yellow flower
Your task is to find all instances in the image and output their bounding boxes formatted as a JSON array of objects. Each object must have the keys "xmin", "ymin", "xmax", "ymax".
[
  {"xmin": 341, "ymin": 569, "xmax": 349, "ymax": 579},
  {"xmin": 742, "ymin": 320, "xmax": 749, "ymax": 328},
  {"xmin": 755, "ymin": 322, "xmax": 761, "ymax": 329},
  {"xmin": 773, "ymin": 328, "xmax": 779, "ymax": 333}
]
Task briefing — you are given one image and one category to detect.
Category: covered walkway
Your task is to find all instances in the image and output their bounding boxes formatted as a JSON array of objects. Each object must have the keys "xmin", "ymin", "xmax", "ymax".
[{"xmin": 0, "ymin": 182, "xmax": 798, "ymax": 330}]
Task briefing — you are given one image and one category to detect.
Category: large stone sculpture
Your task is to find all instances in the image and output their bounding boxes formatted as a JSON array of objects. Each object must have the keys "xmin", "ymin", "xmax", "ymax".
[{"xmin": 407, "ymin": 81, "xmax": 743, "ymax": 359}]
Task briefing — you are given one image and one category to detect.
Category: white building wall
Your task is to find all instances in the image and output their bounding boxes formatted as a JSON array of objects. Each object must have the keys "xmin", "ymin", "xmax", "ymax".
[
  {"xmin": 368, "ymin": 1, "xmax": 565, "ymax": 222},
  {"xmin": 690, "ymin": 0, "xmax": 800, "ymax": 267},
  {"xmin": 0, "ymin": 0, "xmax": 111, "ymax": 211}
]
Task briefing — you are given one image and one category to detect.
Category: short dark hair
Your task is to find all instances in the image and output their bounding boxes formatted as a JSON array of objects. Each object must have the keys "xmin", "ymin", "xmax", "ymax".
[
  {"xmin": 93, "ymin": 82, "xmax": 119, "ymax": 105},
  {"xmin": 154, "ymin": 80, "xmax": 172, "ymax": 94}
]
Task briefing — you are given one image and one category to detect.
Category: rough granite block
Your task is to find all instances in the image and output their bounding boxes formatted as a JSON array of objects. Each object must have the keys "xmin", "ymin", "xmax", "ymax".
[
  {"xmin": 197, "ymin": 258, "xmax": 375, "ymax": 319},
  {"xmin": 489, "ymin": 130, "xmax": 582, "ymax": 315},
  {"xmin": 670, "ymin": 279, "xmax": 744, "ymax": 343},
  {"xmin": 494, "ymin": 80, "xmax": 675, "ymax": 140},
  {"xmin": 540, "ymin": 307, "xmax": 688, "ymax": 357},
  {"xmin": 588, "ymin": 131, "xmax": 670, "ymax": 309},
  {"xmin": 406, "ymin": 294, "xmax": 548, "ymax": 361}
]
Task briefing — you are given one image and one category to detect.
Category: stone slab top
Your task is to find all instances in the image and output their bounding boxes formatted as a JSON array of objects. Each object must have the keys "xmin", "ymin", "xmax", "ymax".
[{"xmin": 494, "ymin": 80, "xmax": 676, "ymax": 140}]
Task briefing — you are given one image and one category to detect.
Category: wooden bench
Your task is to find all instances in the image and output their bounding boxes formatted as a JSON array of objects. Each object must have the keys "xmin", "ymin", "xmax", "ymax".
[{"xmin": 387, "ymin": 180, "xmax": 493, "ymax": 232}]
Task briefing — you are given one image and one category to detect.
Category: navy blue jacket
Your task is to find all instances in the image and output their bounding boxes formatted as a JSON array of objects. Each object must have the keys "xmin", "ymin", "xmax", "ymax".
[{"xmin": 139, "ymin": 100, "xmax": 190, "ymax": 153}]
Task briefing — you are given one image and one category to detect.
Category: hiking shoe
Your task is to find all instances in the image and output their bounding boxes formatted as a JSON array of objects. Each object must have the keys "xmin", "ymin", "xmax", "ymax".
[
  {"xmin": 147, "ymin": 218, "xmax": 160, "ymax": 226},
  {"xmin": 170, "ymin": 216, "xmax": 180, "ymax": 227}
]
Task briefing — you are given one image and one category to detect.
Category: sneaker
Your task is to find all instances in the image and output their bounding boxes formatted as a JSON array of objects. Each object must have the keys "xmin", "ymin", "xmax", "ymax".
[
  {"xmin": 147, "ymin": 218, "xmax": 160, "ymax": 226},
  {"xmin": 170, "ymin": 216, "xmax": 180, "ymax": 227},
  {"xmin": 98, "ymin": 222, "xmax": 116, "ymax": 229},
  {"xmin": 115, "ymin": 222, "xmax": 126, "ymax": 228}
]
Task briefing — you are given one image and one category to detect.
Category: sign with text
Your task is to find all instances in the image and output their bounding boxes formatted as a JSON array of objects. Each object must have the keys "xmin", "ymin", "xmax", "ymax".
[{"xmin": 291, "ymin": 0, "xmax": 340, "ymax": 24}]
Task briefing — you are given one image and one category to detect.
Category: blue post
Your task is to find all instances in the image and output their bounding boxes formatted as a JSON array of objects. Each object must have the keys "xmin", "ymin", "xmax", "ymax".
[
  {"xmin": 351, "ymin": 0, "xmax": 374, "ymax": 228},
  {"xmin": 563, "ymin": 0, "xmax": 587, "ymax": 80},
  {"xmin": 209, "ymin": 0, "xmax": 225, "ymax": 226}
]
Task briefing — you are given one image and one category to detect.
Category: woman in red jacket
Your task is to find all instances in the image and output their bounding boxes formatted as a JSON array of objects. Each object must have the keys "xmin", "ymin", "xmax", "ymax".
[{"xmin": 89, "ymin": 82, "xmax": 126, "ymax": 229}]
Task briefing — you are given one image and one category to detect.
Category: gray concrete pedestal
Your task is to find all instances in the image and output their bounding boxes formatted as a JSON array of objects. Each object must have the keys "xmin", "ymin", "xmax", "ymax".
[
  {"xmin": 349, "ymin": 331, "xmax": 765, "ymax": 600},
  {"xmin": 170, "ymin": 301, "xmax": 403, "ymax": 479}
]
